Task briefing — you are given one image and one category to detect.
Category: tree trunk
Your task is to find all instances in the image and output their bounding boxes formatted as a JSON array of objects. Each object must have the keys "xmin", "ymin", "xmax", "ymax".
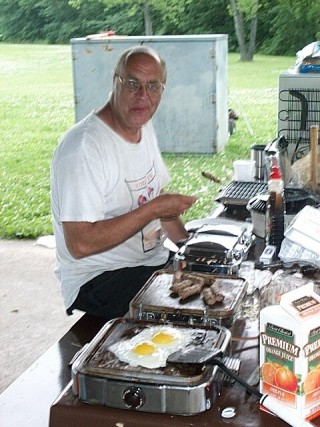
[
  {"xmin": 230, "ymin": 0, "xmax": 258, "ymax": 61},
  {"xmin": 248, "ymin": 13, "xmax": 257, "ymax": 60},
  {"xmin": 143, "ymin": 0, "xmax": 153, "ymax": 35},
  {"xmin": 230, "ymin": 0, "xmax": 247, "ymax": 60}
]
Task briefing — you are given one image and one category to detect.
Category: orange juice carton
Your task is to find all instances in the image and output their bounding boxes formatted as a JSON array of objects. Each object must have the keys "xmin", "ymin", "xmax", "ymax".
[{"xmin": 260, "ymin": 283, "xmax": 320, "ymax": 420}]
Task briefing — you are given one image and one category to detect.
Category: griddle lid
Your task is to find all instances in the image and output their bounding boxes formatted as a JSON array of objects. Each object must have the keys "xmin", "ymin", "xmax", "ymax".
[
  {"xmin": 195, "ymin": 223, "xmax": 243, "ymax": 238},
  {"xmin": 247, "ymin": 194, "xmax": 269, "ymax": 213}
]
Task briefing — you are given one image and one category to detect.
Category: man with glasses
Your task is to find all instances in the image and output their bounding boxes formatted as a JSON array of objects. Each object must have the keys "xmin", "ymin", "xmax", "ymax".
[{"xmin": 51, "ymin": 45, "xmax": 197, "ymax": 320}]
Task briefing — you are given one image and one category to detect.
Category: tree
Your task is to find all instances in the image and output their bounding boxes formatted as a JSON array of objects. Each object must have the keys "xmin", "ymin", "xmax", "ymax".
[
  {"xmin": 0, "ymin": 0, "xmax": 107, "ymax": 43},
  {"xmin": 0, "ymin": 0, "xmax": 47, "ymax": 41},
  {"xmin": 259, "ymin": 0, "xmax": 320, "ymax": 56},
  {"xmin": 69, "ymin": 0, "xmax": 190, "ymax": 36},
  {"xmin": 0, "ymin": 0, "xmax": 317, "ymax": 56},
  {"xmin": 229, "ymin": 0, "xmax": 259, "ymax": 61}
]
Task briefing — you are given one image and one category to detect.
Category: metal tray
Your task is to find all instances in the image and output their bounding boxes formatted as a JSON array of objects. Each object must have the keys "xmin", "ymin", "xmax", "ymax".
[
  {"xmin": 71, "ymin": 318, "xmax": 231, "ymax": 415},
  {"xmin": 129, "ymin": 269, "xmax": 247, "ymax": 327}
]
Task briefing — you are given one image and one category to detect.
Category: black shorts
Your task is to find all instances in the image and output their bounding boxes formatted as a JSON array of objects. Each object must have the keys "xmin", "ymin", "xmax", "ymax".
[{"xmin": 66, "ymin": 263, "xmax": 166, "ymax": 320}]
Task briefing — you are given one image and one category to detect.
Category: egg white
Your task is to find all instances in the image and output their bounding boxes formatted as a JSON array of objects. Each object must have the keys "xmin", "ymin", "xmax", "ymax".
[
  {"xmin": 109, "ymin": 326, "xmax": 193, "ymax": 369},
  {"xmin": 136, "ymin": 325, "xmax": 190, "ymax": 351},
  {"xmin": 109, "ymin": 338, "xmax": 168, "ymax": 369}
]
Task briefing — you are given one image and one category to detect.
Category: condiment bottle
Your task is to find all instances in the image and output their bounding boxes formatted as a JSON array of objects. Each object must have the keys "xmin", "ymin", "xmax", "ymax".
[{"xmin": 265, "ymin": 162, "xmax": 285, "ymax": 252}]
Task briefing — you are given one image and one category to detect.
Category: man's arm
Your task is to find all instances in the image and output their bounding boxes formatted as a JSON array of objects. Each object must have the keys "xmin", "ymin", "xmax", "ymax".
[{"xmin": 63, "ymin": 193, "xmax": 196, "ymax": 259}]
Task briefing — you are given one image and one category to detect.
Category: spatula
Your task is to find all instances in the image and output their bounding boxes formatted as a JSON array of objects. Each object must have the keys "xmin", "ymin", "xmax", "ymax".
[{"xmin": 168, "ymin": 348, "xmax": 315, "ymax": 427}]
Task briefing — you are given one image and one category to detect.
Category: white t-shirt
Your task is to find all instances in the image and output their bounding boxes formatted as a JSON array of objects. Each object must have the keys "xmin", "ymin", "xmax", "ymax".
[{"xmin": 51, "ymin": 111, "xmax": 170, "ymax": 308}]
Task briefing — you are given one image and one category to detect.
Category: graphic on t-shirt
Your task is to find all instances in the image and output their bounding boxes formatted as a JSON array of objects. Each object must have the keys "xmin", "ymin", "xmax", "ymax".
[{"xmin": 126, "ymin": 163, "xmax": 161, "ymax": 252}]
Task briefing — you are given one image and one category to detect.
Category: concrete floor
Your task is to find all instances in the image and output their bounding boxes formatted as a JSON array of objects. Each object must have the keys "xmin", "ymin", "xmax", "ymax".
[{"xmin": 0, "ymin": 238, "xmax": 82, "ymax": 393}]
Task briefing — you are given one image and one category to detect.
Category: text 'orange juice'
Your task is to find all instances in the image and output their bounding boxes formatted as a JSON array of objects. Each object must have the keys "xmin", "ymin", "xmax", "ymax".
[{"xmin": 260, "ymin": 283, "xmax": 320, "ymax": 420}]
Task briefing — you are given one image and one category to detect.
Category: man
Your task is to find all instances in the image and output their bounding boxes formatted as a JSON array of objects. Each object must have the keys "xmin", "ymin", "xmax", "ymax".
[{"xmin": 51, "ymin": 45, "xmax": 197, "ymax": 320}]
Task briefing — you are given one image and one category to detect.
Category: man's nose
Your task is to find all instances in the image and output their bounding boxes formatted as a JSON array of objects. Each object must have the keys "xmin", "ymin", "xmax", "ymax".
[{"xmin": 136, "ymin": 83, "xmax": 148, "ymax": 97}]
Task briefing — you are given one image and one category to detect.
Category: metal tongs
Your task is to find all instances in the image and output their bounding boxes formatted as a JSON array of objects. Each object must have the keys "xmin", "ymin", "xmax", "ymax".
[{"xmin": 168, "ymin": 348, "xmax": 315, "ymax": 427}]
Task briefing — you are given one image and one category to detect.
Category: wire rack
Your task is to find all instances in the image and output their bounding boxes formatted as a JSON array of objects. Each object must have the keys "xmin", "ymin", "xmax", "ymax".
[{"xmin": 278, "ymin": 88, "xmax": 320, "ymax": 161}]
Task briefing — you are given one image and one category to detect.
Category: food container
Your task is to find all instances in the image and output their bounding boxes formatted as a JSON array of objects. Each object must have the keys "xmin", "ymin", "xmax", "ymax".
[
  {"xmin": 260, "ymin": 283, "xmax": 320, "ymax": 421},
  {"xmin": 251, "ymin": 144, "xmax": 267, "ymax": 181},
  {"xmin": 233, "ymin": 159, "xmax": 256, "ymax": 182}
]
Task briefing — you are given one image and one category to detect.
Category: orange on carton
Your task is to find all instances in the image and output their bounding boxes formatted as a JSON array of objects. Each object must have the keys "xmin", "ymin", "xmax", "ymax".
[{"xmin": 260, "ymin": 283, "xmax": 320, "ymax": 421}]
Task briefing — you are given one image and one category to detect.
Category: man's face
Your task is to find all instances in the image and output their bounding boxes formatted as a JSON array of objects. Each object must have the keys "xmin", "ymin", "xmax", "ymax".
[{"xmin": 112, "ymin": 53, "xmax": 164, "ymax": 134}]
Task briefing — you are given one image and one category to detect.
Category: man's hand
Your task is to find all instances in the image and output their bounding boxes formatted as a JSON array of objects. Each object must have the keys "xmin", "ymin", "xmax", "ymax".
[{"xmin": 151, "ymin": 192, "xmax": 197, "ymax": 221}]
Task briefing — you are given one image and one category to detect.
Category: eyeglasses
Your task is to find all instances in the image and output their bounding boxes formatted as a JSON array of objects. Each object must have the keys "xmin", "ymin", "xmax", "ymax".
[{"xmin": 116, "ymin": 75, "xmax": 165, "ymax": 98}]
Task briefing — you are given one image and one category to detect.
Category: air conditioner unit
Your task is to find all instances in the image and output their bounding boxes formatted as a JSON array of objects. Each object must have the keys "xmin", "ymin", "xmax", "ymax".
[{"xmin": 278, "ymin": 71, "xmax": 320, "ymax": 163}]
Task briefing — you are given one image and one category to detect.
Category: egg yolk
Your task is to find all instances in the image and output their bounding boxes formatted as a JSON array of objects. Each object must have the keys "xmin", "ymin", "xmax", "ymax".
[
  {"xmin": 152, "ymin": 332, "xmax": 175, "ymax": 345},
  {"xmin": 133, "ymin": 342, "xmax": 156, "ymax": 356}
]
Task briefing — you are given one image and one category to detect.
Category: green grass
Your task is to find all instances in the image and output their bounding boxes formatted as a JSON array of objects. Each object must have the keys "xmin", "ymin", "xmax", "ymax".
[{"xmin": 0, "ymin": 44, "xmax": 295, "ymax": 238}]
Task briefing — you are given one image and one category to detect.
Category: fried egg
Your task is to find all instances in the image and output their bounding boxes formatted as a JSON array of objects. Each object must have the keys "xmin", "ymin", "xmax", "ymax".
[
  {"xmin": 136, "ymin": 325, "xmax": 189, "ymax": 351},
  {"xmin": 109, "ymin": 338, "xmax": 168, "ymax": 369},
  {"xmin": 109, "ymin": 325, "xmax": 192, "ymax": 369}
]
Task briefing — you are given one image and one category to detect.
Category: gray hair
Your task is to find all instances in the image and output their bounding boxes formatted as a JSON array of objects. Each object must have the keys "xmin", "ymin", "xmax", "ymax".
[{"xmin": 113, "ymin": 45, "xmax": 167, "ymax": 84}]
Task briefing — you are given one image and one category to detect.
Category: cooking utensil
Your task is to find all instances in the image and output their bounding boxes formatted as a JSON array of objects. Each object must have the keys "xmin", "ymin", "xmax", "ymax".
[
  {"xmin": 71, "ymin": 318, "xmax": 232, "ymax": 415},
  {"xmin": 168, "ymin": 348, "xmax": 261, "ymax": 397},
  {"xmin": 168, "ymin": 348, "xmax": 315, "ymax": 427},
  {"xmin": 130, "ymin": 270, "xmax": 247, "ymax": 327},
  {"xmin": 216, "ymin": 181, "xmax": 268, "ymax": 208},
  {"xmin": 163, "ymin": 237, "xmax": 179, "ymax": 253},
  {"xmin": 201, "ymin": 170, "xmax": 221, "ymax": 183},
  {"xmin": 310, "ymin": 124, "xmax": 318, "ymax": 192}
]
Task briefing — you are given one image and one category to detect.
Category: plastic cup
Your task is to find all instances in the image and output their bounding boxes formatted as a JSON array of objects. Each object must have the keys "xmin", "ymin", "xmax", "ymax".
[{"xmin": 233, "ymin": 160, "xmax": 256, "ymax": 181}]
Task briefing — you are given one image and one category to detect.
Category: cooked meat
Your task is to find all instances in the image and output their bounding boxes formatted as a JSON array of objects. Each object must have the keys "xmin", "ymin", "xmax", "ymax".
[
  {"xmin": 172, "ymin": 270, "xmax": 185, "ymax": 284},
  {"xmin": 210, "ymin": 282, "xmax": 225, "ymax": 303},
  {"xmin": 203, "ymin": 287, "xmax": 224, "ymax": 306},
  {"xmin": 171, "ymin": 271, "xmax": 224, "ymax": 306},
  {"xmin": 179, "ymin": 283, "xmax": 204, "ymax": 300},
  {"xmin": 173, "ymin": 271, "xmax": 207, "ymax": 286},
  {"xmin": 171, "ymin": 279, "xmax": 193, "ymax": 294}
]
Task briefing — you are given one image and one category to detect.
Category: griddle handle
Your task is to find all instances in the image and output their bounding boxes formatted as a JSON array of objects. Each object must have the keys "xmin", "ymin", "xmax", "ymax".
[{"xmin": 213, "ymin": 357, "xmax": 262, "ymax": 399}]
